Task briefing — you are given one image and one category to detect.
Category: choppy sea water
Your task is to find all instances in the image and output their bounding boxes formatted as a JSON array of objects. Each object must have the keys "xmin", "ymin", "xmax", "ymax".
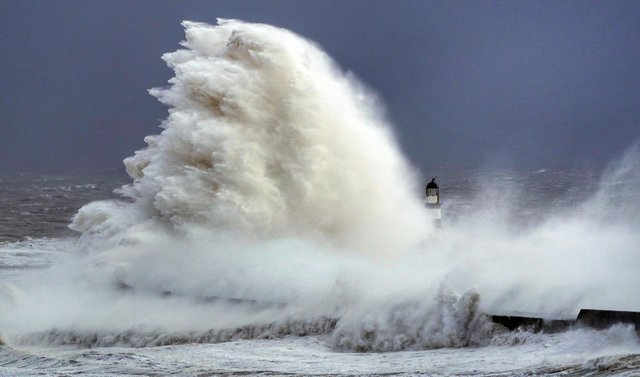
[
  {"xmin": 0, "ymin": 171, "xmax": 126, "ymax": 243},
  {"xmin": 1, "ymin": 170, "xmax": 639, "ymax": 376}
]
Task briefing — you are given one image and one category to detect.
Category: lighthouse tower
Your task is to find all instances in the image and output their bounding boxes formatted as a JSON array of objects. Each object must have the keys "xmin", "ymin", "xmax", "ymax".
[{"xmin": 425, "ymin": 177, "xmax": 442, "ymax": 228}]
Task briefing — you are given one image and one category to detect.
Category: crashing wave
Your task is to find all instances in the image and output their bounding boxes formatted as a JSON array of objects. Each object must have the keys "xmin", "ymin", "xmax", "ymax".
[
  {"xmin": 2, "ymin": 19, "xmax": 640, "ymax": 356},
  {"xmin": 330, "ymin": 290, "xmax": 498, "ymax": 352},
  {"xmin": 13, "ymin": 317, "xmax": 338, "ymax": 348},
  {"xmin": 70, "ymin": 19, "xmax": 428, "ymax": 257}
]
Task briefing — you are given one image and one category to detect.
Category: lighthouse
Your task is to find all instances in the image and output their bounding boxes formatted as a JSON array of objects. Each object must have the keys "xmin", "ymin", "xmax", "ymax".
[{"xmin": 425, "ymin": 177, "xmax": 442, "ymax": 228}]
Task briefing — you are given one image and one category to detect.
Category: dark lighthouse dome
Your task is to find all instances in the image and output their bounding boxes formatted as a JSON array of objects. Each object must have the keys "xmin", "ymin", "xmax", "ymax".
[{"xmin": 425, "ymin": 177, "xmax": 439, "ymax": 200}]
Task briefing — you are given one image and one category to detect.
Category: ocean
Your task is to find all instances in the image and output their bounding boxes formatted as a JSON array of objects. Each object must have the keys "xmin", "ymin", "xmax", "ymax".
[{"xmin": 1, "ymin": 19, "xmax": 639, "ymax": 376}]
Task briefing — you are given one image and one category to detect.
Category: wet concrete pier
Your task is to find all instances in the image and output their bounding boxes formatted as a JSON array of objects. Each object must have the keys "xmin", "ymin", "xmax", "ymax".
[{"xmin": 491, "ymin": 309, "xmax": 640, "ymax": 333}]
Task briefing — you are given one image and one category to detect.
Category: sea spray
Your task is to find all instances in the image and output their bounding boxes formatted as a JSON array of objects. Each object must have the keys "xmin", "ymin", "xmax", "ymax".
[
  {"xmin": 71, "ymin": 19, "xmax": 429, "ymax": 257},
  {"xmin": 330, "ymin": 289, "xmax": 496, "ymax": 352},
  {"xmin": 0, "ymin": 19, "xmax": 432, "ymax": 347},
  {"xmin": 582, "ymin": 142, "xmax": 640, "ymax": 227},
  {"xmin": 1, "ymin": 20, "xmax": 640, "ymax": 353}
]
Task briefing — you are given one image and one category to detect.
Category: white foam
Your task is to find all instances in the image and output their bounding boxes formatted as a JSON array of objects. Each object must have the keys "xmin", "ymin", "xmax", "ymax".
[{"xmin": 70, "ymin": 19, "xmax": 429, "ymax": 257}]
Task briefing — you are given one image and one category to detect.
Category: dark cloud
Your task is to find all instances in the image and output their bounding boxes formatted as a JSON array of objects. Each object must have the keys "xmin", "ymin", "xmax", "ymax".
[{"xmin": 1, "ymin": 0, "xmax": 639, "ymax": 174}]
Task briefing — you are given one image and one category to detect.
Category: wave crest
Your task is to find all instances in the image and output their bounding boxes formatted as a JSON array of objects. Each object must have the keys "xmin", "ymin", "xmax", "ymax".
[
  {"xmin": 330, "ymin": 290, "xmax": 498, "ymax": 352},
  {"xmin": 13, "ymin": 317, "xmax": 338, "ymax": 348},
  {"xmin": 70, "ymin": 19, "xmax": 427, "ymax": 257}
]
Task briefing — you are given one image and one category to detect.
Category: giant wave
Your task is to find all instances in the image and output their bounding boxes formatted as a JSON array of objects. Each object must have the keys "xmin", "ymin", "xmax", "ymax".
[{"xmin": 1, "ymin": 20, "xmax": 639, "ymax": 354}]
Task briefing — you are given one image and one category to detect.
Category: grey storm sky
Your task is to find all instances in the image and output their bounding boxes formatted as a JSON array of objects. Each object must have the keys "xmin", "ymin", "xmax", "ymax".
[{"xmin": 1, "ymin": 0, "xmax": 639, "ymax": 174}]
